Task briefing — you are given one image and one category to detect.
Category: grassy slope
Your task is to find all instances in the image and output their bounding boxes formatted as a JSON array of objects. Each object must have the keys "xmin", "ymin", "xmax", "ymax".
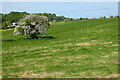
[{"xmin": 2, "ymin": 18, "xmax": 118, "ymax": 78}]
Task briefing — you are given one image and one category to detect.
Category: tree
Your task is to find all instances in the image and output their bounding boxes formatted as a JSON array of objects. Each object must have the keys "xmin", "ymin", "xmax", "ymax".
[
  {"xmin": 14, "ymin": 14, "xmax": 50, "ymax": 39},
  {"xmin": 2, "ymin": 21, "xmax": 11, "ymax": 28},
  {"xmin": 2, "ymin": 11, "xmax": 29, "ymax": 26},
  {"xmin": 103, "ymin": 16, "xmax": 106, "ymax": 19},
  {"xmin": 109, "ymin": 15, "xmax": 113, "ymax": 18},
  {"xmin": 80, "ymin": 18, "xmax": 84, "ymax": 20}
]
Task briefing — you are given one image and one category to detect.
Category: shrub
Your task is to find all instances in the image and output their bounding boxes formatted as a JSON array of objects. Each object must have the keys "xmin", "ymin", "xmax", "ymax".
[
  {"xmin": 109, "ymin": 16, "xmax": 113, "ymax": 18},
  {"xmin": 14, "ymin": 14, "xmax": 50, "ymax": 39}
]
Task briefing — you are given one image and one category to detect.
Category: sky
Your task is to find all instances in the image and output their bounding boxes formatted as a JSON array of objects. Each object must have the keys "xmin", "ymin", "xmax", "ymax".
[
  {"xmin": 1, "ymin": 0, "xmax": 120, "ymax": 2},
  {"xmin": 1, "ymin": 2, "xmax": 118, "ymax": 18},
  {"xmin": 0, "ymin": 0, "xmax": 119, "ymax": 18}
]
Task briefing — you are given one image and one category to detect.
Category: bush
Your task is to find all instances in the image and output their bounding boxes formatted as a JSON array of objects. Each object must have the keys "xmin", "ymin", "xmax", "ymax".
[
  {"xmin": 109, "ymin": 16, "xmax": 113, "ymax": 18},
  {"xmin": 14, "ymin": 14, "xmax": 50, "ymax": 39}
]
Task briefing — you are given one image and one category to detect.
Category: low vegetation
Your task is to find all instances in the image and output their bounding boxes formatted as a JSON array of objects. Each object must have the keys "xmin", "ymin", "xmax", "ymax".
[{"xmin": 2, "ymin": 18, "xmax": 118, "ymax": 78}]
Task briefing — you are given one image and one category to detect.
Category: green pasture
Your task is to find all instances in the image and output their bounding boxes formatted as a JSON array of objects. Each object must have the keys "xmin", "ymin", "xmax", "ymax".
[{"xmin": 2, "ymin": 18, "xmax": 118, "ymax": 78}]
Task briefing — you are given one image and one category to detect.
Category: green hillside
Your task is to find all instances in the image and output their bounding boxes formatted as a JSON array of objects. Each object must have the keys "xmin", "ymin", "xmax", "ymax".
[{"xmin": 2, "ymin": 18, "xmax": 118, "ymax": 78}]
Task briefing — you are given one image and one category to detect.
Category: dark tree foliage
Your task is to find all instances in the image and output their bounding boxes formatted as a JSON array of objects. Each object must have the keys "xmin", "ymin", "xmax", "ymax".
[
  {"xmin": 2, "ymin": 11, "xmax": 29, "ymax": 28},
  {"xmin": 1, "ymin": 12, "xmax": 68, "ymax": 29},
  {"xmin": 37, "ymin": 13, "xmax": 67, "ymax": 22}
]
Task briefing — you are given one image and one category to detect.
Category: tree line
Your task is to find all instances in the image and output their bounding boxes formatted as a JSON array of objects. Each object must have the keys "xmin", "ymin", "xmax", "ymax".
[
  {"xmin": 0, "ymin": 11, "xmax": 72, "ymax": 29},
  {"xmin": 0, "ymin": 11, "xmax": 119, "ymax": 29}
]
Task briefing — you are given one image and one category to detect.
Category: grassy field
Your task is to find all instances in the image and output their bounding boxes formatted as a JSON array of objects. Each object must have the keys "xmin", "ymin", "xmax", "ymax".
[{"xmin": 2, "ymin": 18, "xmax": 118, "ymax": 78}]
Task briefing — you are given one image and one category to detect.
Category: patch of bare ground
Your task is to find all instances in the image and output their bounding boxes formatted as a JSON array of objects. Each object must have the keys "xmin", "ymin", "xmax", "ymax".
[
  {"xmin": 98, "ymin": 30, "xmax": 104, "ymax": 32},
  {"xmin": 21, "ymin": 70, "xmax": 38, "ymax": 78},
  {"xmin": 54, "ymin": 43, "xmax": 73, "ymax": 47},
  {"xmin": 9, "ymin": 70, "xmax": 37, "ymax": 78},
  {"xmin": 101, "ymin": 55, "xmax": 110, "ymax": 58},
  {"xmin": 101, "ymin": 52, "xmax": 117, "ymax": 58},
  {"xmin": 52, "ymin": 49, "xmax": 60, "ymax": 52},
  {"xmin": 90, "ymin": 40, "xmax": 100, "ymax": 45},
  {"xmin": 54, "ymin": 55, "xmax": 88, "ymax": 65},
  {"xmin": 91, "ymin": 40, "xmax": 97, "ymax": 42},
  {"xmin": 41, "ymin": 53, "xmax": 54, "ymax": 56},
  {"xmin": 29, "ymin": 46, "xmax": 48, "ymax": 51},
  {"xmin": 77, "ymin": 43, "xmax": 91, "ymax": 46},
  {"xmin": 112, "ymin": 44, "xmax": 118, "ymax": 47},
  {"xmin": 56, "ymin": 55, "xmax": 88, "ymax": 59},
  {"xmin": 22, "ymin": 56, "xmax": 51, "ymax": 63},
  {"xmin": 100, "ymin": 41, "xmax": 112, "ymax": 45},
  {"xmin": 112, "ymin": 51, "xmax": 118, "ymax": 54},
  {"xmin": 110, "ymin": 60, "xmax": 118, "ymax": 64},
  {"xmin": 98, "ymin": 48, "xmax": 102, "ymax": 50},
  {"xmin": 68, "ymin": 38, "xmax": 72, "ymax": 41},
  {"xmin": 14, "ymin": 71, "xmax": 64, "ymax": 78},
  {"xmin": 4, "ymin": 46, "xmax": 48, "ymax": 54},
  {"xmin": 106, "ymin": 74, "xmax": 120, "ymax": 78},
  {"xmin": 2, "ymin": 50, "xmax": 17, "ymax": 54},
  {"xmin": 63, "ymin": 43, "xmax": 72, "ymax": 46},
  {"xmin": 38, "ymin": 56, "xmax": 51, "ymax": 60},
  {"xmin": 81, "ymin": 37, "xmax": 87, "ymax": 40}
]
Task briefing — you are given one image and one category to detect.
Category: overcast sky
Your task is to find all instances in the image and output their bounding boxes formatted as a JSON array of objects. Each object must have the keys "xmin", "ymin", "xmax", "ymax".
[{"xmin": 1, "ymin": 0, "xmax": 120, "ymax": 2}]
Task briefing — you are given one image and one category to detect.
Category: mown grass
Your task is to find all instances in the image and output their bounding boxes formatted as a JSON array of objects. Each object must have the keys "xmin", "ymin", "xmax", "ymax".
[{"xmin": 2, "ymin": 18, "xmax": 118, "ymax": 78}]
